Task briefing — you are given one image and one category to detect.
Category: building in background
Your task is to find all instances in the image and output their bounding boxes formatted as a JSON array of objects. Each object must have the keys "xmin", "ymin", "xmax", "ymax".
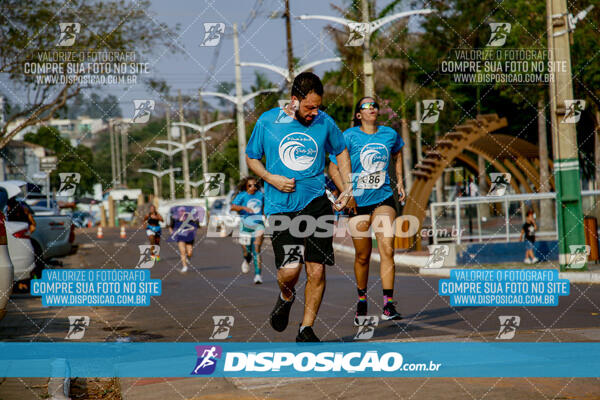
[{"xmin": 6, "ymin": 116, "xmax": 107, "ymax": 147}]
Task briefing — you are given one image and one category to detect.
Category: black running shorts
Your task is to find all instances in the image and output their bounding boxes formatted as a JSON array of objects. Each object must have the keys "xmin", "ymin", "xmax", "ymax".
[
  {"xmin": 268, "ymin": 195, "xmax": 335, "ymax": 269},
  {"xmin": 352, "ymin": 194, "xmax": 396, "ymax": 216}
]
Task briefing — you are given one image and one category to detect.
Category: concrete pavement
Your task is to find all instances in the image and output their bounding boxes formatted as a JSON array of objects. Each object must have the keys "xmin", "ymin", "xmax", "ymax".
[{"xmin": 0, "ymin": 227, "xmax": 599, "ymax": 399}]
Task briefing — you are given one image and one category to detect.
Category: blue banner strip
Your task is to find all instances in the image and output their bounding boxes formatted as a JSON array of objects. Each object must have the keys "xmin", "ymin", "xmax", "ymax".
[{"xmin": 0, "ymin": 343, "xmax": 597, "ymax": 377}]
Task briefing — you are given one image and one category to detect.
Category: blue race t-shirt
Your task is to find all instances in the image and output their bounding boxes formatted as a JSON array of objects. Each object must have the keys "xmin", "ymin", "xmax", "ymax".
[
  {"xmin": 330, "ymin": 125, "xmax": 403, "ymax": 207},
  {"xmin": 246, "ymin": 108, "xmax": 346, "ymax": 215},
  {"xmin": 232, "ymin": 190, "xmax": 264, "ymax": 226}
]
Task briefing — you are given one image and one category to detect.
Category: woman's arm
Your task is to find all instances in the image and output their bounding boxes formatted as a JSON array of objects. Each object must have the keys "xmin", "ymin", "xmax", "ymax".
[
  {"xmin": 230, "ymin": 204, "xmax": 251, "ymax": 213},
  {"xmin": 394, "ymin": 151, "xmax": 406, "ymax": 202}
]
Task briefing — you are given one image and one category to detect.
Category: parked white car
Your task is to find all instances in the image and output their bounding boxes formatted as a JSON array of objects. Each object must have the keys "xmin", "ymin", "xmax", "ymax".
[
  {"xmin": 6, "ymin": 221, "xmax": 35, "ymax": 282},
  {"xmin": 0, "ymin": 189, "xmax": 15, "ymax": 321}
]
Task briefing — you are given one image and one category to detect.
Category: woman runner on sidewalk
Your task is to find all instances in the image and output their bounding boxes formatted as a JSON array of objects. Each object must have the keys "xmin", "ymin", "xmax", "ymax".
[{"xmin": 329, "ymin": 96, "xmax": 406, "ymax": 325}]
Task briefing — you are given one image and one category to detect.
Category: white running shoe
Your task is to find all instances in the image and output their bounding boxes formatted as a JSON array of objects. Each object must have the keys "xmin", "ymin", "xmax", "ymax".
[
  {"xmin": 531, "ymin": 257, "xmax": 539, "ymax": 263},
  {"xmin": 180, "ymin": 265, "xmax": 188, "ymax": 273},
  {"xmin": 253, "ymin": 274, "xmax": 263, "ymax": 284},
  {"xmin": 524, "ymin": 258, "xmax": 531, "ymax": 264},
  {"xmin": 241, "ymin": 260, "xmax": 250, "ymax": 273}
]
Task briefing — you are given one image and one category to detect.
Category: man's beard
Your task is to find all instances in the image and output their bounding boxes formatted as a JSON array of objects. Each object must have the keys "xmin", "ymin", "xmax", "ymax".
[{"xmin": 295, "ymin": 110, "xmax": 314, "ymax": 127}]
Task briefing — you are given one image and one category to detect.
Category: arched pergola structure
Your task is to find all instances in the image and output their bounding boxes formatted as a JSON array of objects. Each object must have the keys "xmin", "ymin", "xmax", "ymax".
[{"xmin": 396, "ymin": 114, "xmax": 553, "ymax": 250}]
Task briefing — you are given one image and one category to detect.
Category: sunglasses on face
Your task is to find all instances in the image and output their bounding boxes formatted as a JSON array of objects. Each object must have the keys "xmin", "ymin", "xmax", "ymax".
[{"xmin": 360, "ymin": 101, "xmax": 379, "ymax": 110}]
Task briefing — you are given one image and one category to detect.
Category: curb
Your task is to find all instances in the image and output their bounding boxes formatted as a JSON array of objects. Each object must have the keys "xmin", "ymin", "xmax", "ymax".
[
  {"xmin": 333, "ymin": 243, "xmax": 600, "ymax": 283},
  {"xmin": 47, "ymin": 358, "xmax": 70, "ymax": 400}
]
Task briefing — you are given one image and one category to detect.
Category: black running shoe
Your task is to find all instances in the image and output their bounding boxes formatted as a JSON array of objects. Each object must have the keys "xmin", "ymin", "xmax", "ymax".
[
  {"xmin": 381, "ymin": 302, "xmax": 402, "ymax": 321},
  {"xmin": 353, "ymin": 301, "xmax": 368, "ymax": 326},
  {"xmin": 296, "ymin": 326, "xmax": 320, "ymax": 342},
  {"xmin": 270, "ymin": 290, "xmax": 295, "ymax": 332}
]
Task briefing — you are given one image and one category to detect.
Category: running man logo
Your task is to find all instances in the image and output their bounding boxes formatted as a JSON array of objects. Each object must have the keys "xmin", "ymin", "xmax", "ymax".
[
  {"xmin": 191, "ymin": 345, "xmax": 222, "ymax": 375},
  {"xmin": 57, "ymin": 173, "xmax": 80, "ymax": 196},
  {"xmin": 282, "ymin": 245, "xmax": 305, "ymax": 268},
  {"xmin": 66, "ymin": 316, "xmax": 90, "ymax": 340},
  {"xmin": 426, "ymin": 245, "xmax": 449, "ymax": 269},
  {"xmin": 488, "ymin": 173, "xmax": 511, "ymax": 196},
  {"xmin": 132, "ymin": 100, "xmax": 155, "ymax": 123},
  {"xmin": 420, "ymin": 100, "xmax": 444, "ymax": 124},
  {"xmin": 566, "ymin": 245, "xmax": 590, "ymax": 269},
  {"xmin": 171, "ymin": 211, "xmax": 197, "ymax": 240},
  {"xmin": 354, "ymin": 316, "xmax": 379, "ymax": 340},
  {"xmin": 496, "ymin": 315, "xmax": 520, "ymax": 339},
  {"xmin": 210, "ymin": 316, "xmax": 234, "ymax": 340},
  {"xmin": 561, "ymin": 100, "xmax": 586, "ymax": 123},
  {"xmin": 137, "ymin": 245, "xmax": 159, "ymax": 268},
  {"xmin": 345, "ymin": 22, "xmax": 370, "ymax": 46},
  {"xmin": 200, "ymin": 23, "xmax": 225, "ymax": 47},
  {"xmin": 275, "ymin": 99, "xmax": 295, "ymax": 124},
  {"xmin": 202, "ymin": 173, "xmax": 225, "ymax": 196},
  {"xmin": 487, "ymin": 22, "xmax": 511, "ymax": 47},
  {"xmin": 57, "ymin": 23, "xmax": 80, "ymax": 47}
]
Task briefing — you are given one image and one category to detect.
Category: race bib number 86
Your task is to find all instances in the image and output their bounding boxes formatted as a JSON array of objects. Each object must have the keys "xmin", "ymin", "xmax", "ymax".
[{"xmin": 356, "ymin": 171, "xmax": 385, "ymax": 189}]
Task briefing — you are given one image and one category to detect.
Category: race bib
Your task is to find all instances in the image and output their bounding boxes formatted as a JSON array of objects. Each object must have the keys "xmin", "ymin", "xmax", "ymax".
[
  {"xmin": 238, "ymin": 233, "xmax": 252, "ymax": 245},
  {"xmin": 356, "ymin": 170, "xmax": 385, "ymax": 189}
]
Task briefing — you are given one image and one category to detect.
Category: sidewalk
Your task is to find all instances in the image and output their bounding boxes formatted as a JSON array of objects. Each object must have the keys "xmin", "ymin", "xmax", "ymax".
[
  {"xmin": 116, "ymin": 328, "xmax": 600, "ymax": 400},
  {"xmin": 0, "ymin": 378, "xmax": 49, "ymax": 400},
  {"xmin": 332, "ymin": 235, "xmax": 600, "ymax": 283}
]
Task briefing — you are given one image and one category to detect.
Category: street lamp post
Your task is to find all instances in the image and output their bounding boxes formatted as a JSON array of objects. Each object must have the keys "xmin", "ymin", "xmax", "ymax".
[
  {"xmin": 298, "ymin": 8, "xmax": 434, "ymax": 97},
  {"xmin": 200, "ymin": 88, "xmax": 278, "ymax": 178},
  {"xmin": 146, "ymin": 146, "xmax": 184, "ymax": 200},
  {"xmin": 240, "ymin": 57, "xmax": 342, "ymax": 84},
  {"xmin": 137, "ymin": 168, "xmax": 182, "ymax": 199},
  {"xmin": 156, "ymin": 137, "xmax": 211, "ymax": 199},
  {"xmin": 171, "ymin": 119, "xmax": 234, "ymax": 176},
  {"xmin": 546, "ymin": 0, "xmax": 591, "ymax": 270}
]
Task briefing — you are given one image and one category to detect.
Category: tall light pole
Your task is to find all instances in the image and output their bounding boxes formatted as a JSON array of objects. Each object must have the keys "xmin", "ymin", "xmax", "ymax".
[
  {"xmin": 233, "ymin": 23, "xmax": 247, "ymax": 177},
  {"xmin": 200, "ymin": 85, "xmax": 279, "ymax": 178},
  {"xmin": 546, "ymin": 0, "xmax": 589, "ymax": 270},
  {"xmin": 109, "ymin": 119, "xmax": 117, "ymax": 186},
  {"xmin": 171, "ymin": 119, "xmax": 234, "ymax": 176},
  {"xmin": 137, "ymin": 168, "xmax": 181, "ymax": 199},
  {"xmin": 165, "ymin": 105, "xmax": 175, "ymax": 200},
  {"xmin": 157, "ymin": 136, "xmax": 210, "ymax": 199},
  {"xmin": 177, "ymin": 90, "xmax": 191, "ymax": 199},
  {"xmin": 360, "ymin": 0, "xmax": 373, "ymax": 96},
  {"xmin": 119, "ymin": 122, "xmax": 128, "ymax": 186},
  {"xmin": 240, "ymin": 58, "xmax": 342, "ymax": 84},
  {"xmin": 146, "ymin": 146, "xmax": 183, "ymax": 200},
  {"xmin": 298, "ymin": 8, "xmax": 434, "ymax": 97}
]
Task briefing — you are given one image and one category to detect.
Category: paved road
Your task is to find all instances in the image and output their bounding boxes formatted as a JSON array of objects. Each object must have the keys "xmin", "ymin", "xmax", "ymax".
[
  {"xmin": 1, "ymin": 226, "xmax": 598, "ymax": 343},
  {"xmin": 1, "ymin": 227, "xmax": 599, "ymax": 400}
]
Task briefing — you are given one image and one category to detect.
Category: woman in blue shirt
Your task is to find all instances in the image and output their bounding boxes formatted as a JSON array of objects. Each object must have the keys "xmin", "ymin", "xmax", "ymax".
[
  {"xmin": 329, "ymin": 97, "xmax": 406, "ymax": 325},
  {"xmin": 230, "ymin": 177, "xmax": 265, "ymax": 284}
]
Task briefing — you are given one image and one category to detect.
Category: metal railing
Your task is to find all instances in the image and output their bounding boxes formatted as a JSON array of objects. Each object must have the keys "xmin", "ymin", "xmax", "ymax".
[{"xmin": 429, "ymin": 190, "xmax": 600, "ymax": 245}]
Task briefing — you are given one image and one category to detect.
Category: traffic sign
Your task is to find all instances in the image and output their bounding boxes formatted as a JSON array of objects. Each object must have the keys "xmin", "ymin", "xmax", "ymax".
[{"xmin": 40, "ymin": 156, "xmax": 57, "ymax": 172}]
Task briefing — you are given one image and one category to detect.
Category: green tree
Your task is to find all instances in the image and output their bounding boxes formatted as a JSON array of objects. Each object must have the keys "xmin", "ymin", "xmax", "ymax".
[
  {"xmin": 24, "ymin": 127, "xmax": 95, "ymax": 195},
  {"xmin": 0, "ymin": 0, "xmax": 179, "ymax": 148}
]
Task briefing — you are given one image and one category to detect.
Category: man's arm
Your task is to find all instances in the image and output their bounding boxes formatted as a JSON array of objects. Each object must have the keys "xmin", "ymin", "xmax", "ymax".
[
  {"xmin": 333, "ymin": 148, "xmax": 356, "ymax": 211},
  {"xmin": 246, "ymin": 155, "xmax": 295, "ymax": 192},
  {"xmin": 328, "ymin": 162, "xmax": 344, "ymax": 192}
]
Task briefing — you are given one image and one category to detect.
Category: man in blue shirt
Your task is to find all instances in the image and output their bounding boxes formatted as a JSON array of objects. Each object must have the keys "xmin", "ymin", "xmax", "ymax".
[{"xmin": 246, "ymin": 72, "xmax": 353, "ymax": 342}]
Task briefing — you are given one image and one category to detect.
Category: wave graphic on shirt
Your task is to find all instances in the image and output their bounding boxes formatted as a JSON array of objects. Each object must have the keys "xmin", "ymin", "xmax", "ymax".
[
  {"xmin": 360, "ymin": 147, "xmax": 387, "ymax": 173},
  {"xmin": 246, "ymin": 198, "xmax": 262, "ymax": 213},
  {"xmin": 278, "ymin": 134, "xmax": 318, "ymax": 171}
]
